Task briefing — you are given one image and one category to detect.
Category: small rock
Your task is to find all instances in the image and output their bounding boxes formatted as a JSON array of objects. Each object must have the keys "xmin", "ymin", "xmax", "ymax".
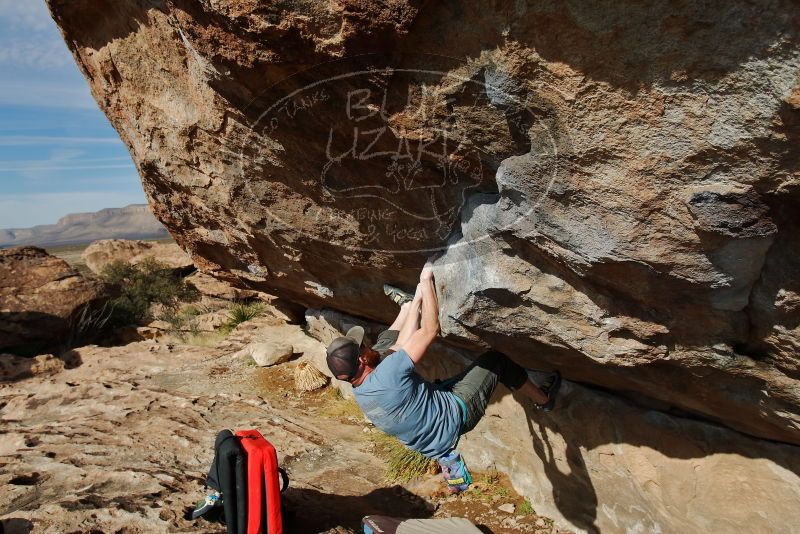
[
  {"xmin": 535, "ymin": 518, "xmax": 546, "ymax": 527},
  {"xmin": 238, "ymin": 341, "xmax": 293, "ymax": 366},
  {"xmin": 499, "ymin": 503, "xmax": 515, "ymax": 514}
]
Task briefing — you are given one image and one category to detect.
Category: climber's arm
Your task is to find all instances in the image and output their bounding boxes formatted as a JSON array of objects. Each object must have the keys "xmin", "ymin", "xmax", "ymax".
[
  {"xmin": 393, "ymin": 284, "xmax": 422, "ymax": 348},
  {"xmin": 401, "ymin": 262, "xmax": 439, "ymax": 365}
]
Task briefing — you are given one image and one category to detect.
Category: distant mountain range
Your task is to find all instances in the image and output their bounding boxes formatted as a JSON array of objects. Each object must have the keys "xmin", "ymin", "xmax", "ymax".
[{"xmin": 0, "ymin": 204, "xmax": 169, "ymax": 248}]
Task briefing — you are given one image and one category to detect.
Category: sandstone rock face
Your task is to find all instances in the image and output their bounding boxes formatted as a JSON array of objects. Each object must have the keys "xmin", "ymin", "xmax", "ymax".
[
  {"xmin": 459, "ymin": 375, "xmax": 800, "ymax": 534},
  {"xmin": 48, "ymin": 0, "xmax": 800, "ymax": 531},
  {"xmin": 81, "ymin": 239, "xmax": 194, "ymax": 275},
  {"xmin": 186, "ymin": 270, "xmax": 267, "ymax": 301},
  {"xmin": 310, "ymin": 309, "xmax": 800, "ymax": 534},
  {"xmin": 0, "ymin": 247, "xmax": 109, "ymax": 353}
]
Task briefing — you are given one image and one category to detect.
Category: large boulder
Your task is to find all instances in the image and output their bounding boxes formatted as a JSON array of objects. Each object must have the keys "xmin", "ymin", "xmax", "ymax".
[
  {"xmin": 0, "ymin": 247, "xmax": 109, "ymax": 354},
  {"xmin": 81, "ymin": 239, "xmax": 194, "ymax": 275},
  {"xmin": 46, "ymin": 0, "xmax": 800, "ymax": 446}
]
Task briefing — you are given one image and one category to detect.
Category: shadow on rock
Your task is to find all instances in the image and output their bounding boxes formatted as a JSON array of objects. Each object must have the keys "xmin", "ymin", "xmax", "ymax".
[
  {"xmin": 0, "ymin": 350, "xmax": 82, "ymax": 383},
  {"xmin": 515, "ymin": 378, "xmax": 800, "ymax": 533},
  {"xmin": 282, "ymin": 485, "xmax": 433, "ymax": 533},
  {"xmin": 525, "ymin": 414, "xmax": 600, "ymax": 534},
  {"xmin": 0, "ymin": 518, "xmax": 34, "ymax": 534}
]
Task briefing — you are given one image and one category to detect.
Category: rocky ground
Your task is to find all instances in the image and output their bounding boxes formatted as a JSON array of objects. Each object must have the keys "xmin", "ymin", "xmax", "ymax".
[{"xmin": 0, "ymin": 311, "xmax": 564, "ymax": 534}]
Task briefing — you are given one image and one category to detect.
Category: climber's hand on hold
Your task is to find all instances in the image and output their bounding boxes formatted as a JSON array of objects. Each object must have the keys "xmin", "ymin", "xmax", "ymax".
[
  {"xmin": 404, "ymin": 260, "xmax": 440, "ymax": 364},
  {"xmin": 419, "ymin": 259, "xmax": 434, "ymax": 282}
]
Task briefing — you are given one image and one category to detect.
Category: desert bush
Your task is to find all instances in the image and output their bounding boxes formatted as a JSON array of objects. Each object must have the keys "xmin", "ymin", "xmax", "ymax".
[
  {"xmin": 100, "ymin": 257, "xmax": 199, "ymax": 327},
  {"xmin": 159, "ymin": 303, "xmax": 208, "ymax": 341}
]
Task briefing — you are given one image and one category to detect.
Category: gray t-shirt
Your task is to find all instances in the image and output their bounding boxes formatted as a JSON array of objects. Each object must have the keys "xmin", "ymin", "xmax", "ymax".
[{"xmin": 353, "ymin": 350, "xmax": 462, "ymax": 459}]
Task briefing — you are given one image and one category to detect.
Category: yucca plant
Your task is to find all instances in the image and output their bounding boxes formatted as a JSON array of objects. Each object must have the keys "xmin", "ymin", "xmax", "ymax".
[{"xmin": 219, "ymin": 301, "xmax": 266, "ymax": 333}]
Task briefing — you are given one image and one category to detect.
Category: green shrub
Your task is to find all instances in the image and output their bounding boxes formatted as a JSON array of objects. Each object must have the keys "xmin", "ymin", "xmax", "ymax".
[{"xmin": 100, "ymin": 257, "xmax": 199, "ymax": 327}]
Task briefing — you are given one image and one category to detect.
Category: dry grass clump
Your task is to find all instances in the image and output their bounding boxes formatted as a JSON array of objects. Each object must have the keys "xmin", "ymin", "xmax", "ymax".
[
  {"xmin": 369, "ymin": 431, "xmax": 438, "ymax": 483},
  {"xmin": 319, "ymin": 387, "xmax": 363, "ymax": 419},
  {"xmin": 470, "ymin": 467, "xmax": 511, "ymax": 501},
  {"xmin": 294, "ymin": 361, "xmax": 328, "ymax": 391}
]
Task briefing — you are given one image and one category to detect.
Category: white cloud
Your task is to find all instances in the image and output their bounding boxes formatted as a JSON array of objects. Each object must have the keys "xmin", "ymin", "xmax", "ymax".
[
  {"xmin": 0, "ymin": 190, "xmax": 147, "ymax": 228},
  {"xmin": 0, "ymin": 1, "xmax": 55, "ymax": 33},
  {"xmin": 0, "ymin": 39, "xmax": 73, "ymax": 69},
  {"xmin": 0, "ymin": 1, "xmax": 74, "ymax": 69},
  {"xmin": 0, "ymin": 79, "xmax": 97, "ymax": 109},
  {"xmin": 0, "ymin": 135, "xmax": 121, "ymax": 145},
  {"xmin": 0, "ymin": 156, "xmax": 132, "ymax": 172}
]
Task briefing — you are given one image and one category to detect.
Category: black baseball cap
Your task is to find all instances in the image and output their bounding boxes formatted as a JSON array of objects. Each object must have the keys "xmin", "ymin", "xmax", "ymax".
[{"xmin": 326, "ymin": 326, "xmax": 366, "ymax": 381}]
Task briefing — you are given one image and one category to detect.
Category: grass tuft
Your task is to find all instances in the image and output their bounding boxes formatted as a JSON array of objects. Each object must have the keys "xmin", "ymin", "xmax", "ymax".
[
  {"xmin": 518, "ymin": 497, "xmax": 535, "ymax": 516},
  {"xmin": 180, "ymin": 331, "xmax": 227, "ymax": 347},
  {"xmin": 159, "ymin": 303, "xmax": 209, "ymax": 342}
]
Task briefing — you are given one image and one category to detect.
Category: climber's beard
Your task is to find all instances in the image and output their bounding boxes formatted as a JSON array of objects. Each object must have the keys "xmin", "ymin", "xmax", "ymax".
[{"xmin": 360, "ymin": 347, "xmax": 380, "ymax": 369}]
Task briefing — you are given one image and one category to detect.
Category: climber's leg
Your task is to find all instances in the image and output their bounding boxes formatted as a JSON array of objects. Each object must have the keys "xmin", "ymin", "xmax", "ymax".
[
  {"xmin": 447, "ymin": 351, "xmax": 532, "ymax": 433},
  {"xmin": 518, "ymin": 377, "xmax": 549, "ymax": 406},
  {"xmin": 387, "ymin": 301, "xmax": 412, "ymax": 331},
  {"xmin": 373, "ymin": 295, "xmax": 417, "ymax": 357}
]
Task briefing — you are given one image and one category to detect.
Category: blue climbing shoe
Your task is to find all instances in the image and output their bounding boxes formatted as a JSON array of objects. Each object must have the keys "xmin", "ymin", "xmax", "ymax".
[{"xmin": 439, "ymin": 451, "xmax": 473, "ymax": 493}]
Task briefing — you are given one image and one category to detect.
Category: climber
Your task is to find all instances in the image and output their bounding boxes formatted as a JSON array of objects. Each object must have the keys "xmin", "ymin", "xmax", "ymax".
[{"xmin": 325, "ymin": 260, "xmax": 561, "ymax": 493}]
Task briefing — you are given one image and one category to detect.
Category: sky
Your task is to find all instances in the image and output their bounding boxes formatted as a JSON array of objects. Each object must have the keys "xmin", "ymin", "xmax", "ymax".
[{"xmin": 0, "ymin": 1, "xmax": 145, "ymax": 229}]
